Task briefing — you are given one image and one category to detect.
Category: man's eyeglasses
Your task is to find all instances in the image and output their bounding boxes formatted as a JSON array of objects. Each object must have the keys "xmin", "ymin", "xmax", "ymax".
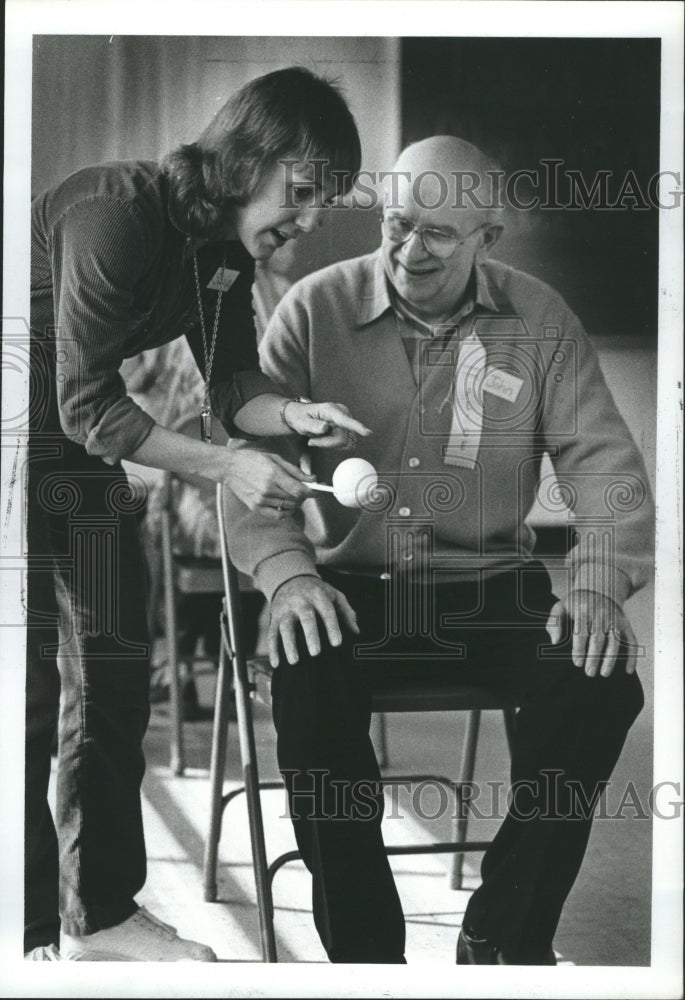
[{"xmin": 381, "ymin": 215, "xmax": 485, "ymax": 260}]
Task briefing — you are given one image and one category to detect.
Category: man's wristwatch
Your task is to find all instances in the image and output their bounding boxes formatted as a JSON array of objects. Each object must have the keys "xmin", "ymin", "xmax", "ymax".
[{"xmin": 280, "ymin": 396, "xmax": 313, "ymax": 430}]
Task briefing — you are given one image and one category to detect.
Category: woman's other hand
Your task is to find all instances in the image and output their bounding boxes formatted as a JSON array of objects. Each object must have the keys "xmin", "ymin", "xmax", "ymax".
[
  {"xmin": 127, "ymin": 425, "xmax": 315, "ymax": 518},
  {"xmin": 223, "ymin": 448, "xmax": 316, "ymax": 517}
]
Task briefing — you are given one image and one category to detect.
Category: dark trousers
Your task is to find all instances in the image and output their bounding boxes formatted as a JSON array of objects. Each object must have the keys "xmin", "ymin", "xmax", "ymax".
[
  {"xmin": 25, "ymin": 427, "xmax": 151, "ymax": 950},
  {"xmin": 175, "ymin": 590, "xmax": 264, "ymax": 660},
  {"xmin": 271, "ymin": 564, "xmax": 644, "ymax": 964}
]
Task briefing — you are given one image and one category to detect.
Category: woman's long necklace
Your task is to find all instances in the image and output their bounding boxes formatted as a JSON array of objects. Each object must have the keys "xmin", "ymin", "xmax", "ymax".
[{"xmin": 192, "ymin": 250, "xmax": 227, "ymax": 442}]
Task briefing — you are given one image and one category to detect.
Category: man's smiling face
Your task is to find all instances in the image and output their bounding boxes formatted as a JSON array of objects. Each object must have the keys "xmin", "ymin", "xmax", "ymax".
[{"xmin": 381, "ymin": 173, "xmax": 488, "ymax": 324}]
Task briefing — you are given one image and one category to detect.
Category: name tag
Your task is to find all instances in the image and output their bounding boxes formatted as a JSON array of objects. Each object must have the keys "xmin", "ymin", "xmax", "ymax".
[
  {"xmin": 207, "ymin": 267, "xmax": 240, "ymax": 292},
  {"xmin": 444, "ymin": 336, "xmax": 486, "ymax": 469},
  {"xmin": 482, "ymin": 367, "xmax": 523, "ymax": 402}
]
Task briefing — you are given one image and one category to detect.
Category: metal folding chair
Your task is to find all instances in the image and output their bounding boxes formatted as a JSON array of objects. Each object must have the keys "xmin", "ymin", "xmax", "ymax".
[
  {"xmin": 158, "ymin": 414, "xmax": 227, "ymax": 776},
  {"xmin": 204, "ymin": 483, "xmax": 519, "ymax": 962}
]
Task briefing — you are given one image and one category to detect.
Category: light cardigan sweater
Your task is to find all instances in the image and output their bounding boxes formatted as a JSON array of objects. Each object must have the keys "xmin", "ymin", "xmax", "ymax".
[{"xmin": 226, "ymin": 250, "xmax": 654, "ymax": 606}]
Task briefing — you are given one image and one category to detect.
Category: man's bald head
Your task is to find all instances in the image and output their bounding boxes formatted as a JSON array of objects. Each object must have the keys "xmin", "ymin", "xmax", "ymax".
[
  {"xmin": 383, "ymin": 135, "xmax": 503, "ymax": 227},
  {"xmin": 394, "ymin": 135, "xmax": 496, "ymax": 179}
]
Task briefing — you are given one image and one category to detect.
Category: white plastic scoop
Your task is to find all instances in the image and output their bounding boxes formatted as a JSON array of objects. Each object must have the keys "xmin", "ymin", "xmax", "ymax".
[{"xmin": 309, "ymin": 457, "xmax": 379, "ymax": 508}]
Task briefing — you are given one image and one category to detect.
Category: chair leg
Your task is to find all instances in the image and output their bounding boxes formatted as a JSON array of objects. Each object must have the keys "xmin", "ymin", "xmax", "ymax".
[
  {"xmin": 161, "ymin": 511, "xmax": 184, "ymax": 776},
  {"xmin": 502, "ymin": 707, "xmax": 517, "ymax": 755},
  {"xmin": 203, "ymin": 635, "xmax": 233, "ymax": 902},
  {"xmin": 232, "ymin": 653, "xmax": 278, "ymax": 962},
  {"xmin": 449, "ymin": 709, "xmax": 482, "ymax": 890},
  {"xmin": 372, "ymin": 712, "xmax": 389, "ymax": 770}
]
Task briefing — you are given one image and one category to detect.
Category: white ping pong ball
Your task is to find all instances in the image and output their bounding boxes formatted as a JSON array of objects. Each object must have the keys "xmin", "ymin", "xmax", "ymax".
[{"xmin": 331, "ymin": 458, "xmax": 379, "ymax": 508}]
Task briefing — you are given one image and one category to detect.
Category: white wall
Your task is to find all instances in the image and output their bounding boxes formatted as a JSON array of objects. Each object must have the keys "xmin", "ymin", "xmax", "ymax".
[
  {"xmin": 32, "ymin": 35, "xmax": 400, "ymax": 199},
  {"xmin": 32, "ymin": 34, "xmax": 400, "ymax": 323}
]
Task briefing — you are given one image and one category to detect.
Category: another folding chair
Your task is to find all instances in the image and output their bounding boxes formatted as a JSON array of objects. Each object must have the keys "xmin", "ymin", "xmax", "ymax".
[
  {"xmin": 204, "ymin": 483, "xmax": 519, "ymax": 962},
  {"xmin": 158, "ymin": 414, "xmax": 228, "ymax": 776}
]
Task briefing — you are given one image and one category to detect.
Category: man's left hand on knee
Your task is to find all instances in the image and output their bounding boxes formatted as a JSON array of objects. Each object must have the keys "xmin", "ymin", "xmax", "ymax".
[
  {"xmin": 267, "ymin": 575, "xmax": 359, "ymax": 667},
  {"xmin": 546, "ymin": 589, "xmax": 638, "ymax": 678}
]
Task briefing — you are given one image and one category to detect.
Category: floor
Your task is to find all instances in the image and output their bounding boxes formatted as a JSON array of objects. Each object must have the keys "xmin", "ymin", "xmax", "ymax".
[{"xmin": 139, "ymin": 697, "xmax": 653, "ymax": 971}]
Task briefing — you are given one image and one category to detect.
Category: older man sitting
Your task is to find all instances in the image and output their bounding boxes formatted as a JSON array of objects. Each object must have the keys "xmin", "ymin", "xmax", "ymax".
[{"xmin": 223, "ymin": 137, "xmax": 654, "ymax": 965}]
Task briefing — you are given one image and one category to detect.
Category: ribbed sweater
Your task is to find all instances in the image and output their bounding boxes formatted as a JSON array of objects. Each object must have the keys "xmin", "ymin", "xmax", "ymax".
[{"xmin": 225, "ymin": 250, "xmax": 655, "ymax": 607}]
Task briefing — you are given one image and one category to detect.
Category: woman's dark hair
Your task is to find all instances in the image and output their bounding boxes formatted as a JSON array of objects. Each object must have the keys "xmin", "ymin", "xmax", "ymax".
[{"xmin": 164, "ymin": 66, "xmax": 362, "ymax": 238}]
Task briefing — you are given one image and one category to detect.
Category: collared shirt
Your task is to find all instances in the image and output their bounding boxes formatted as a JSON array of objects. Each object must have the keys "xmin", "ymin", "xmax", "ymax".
[
  {"xmin": 384, "ymin": 266, "xmax": 505, "ymax": 470},
  {"xmin": 370, "ymin": 256, "xmax": 537, "ymax": 469},
  {"xmin": 225, "ymin": 248, "xmax": 654, "ymax": 608},
  {"xmin": 389, "ymin": 275, "xmax": 475, "ymax": 384},
  {"xmin": 30, "ymin": 160, "xmax": 275, "ymax": 462}
]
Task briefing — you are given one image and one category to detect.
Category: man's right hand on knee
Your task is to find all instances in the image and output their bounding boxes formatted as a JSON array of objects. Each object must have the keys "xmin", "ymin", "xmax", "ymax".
[{"xmin": 268, "ymin": 575, "xmax": 359, "ymax": 666}]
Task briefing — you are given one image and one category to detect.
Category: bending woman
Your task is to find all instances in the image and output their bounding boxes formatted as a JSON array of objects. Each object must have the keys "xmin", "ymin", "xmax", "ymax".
[{"xmin": 26, "ymin": 66, "xmax": 365, "ymax": 962}]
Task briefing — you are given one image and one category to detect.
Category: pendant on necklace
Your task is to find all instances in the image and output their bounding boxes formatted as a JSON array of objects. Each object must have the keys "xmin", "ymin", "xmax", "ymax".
[{"xmin": 200, "ymin": 408, "xmax": 212, "ymax": 442}]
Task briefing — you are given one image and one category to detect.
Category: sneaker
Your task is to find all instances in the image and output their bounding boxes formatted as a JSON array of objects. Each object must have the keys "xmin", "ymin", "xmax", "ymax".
[
  {"xmin": 25, "ymin": 943, "xmax": 62, "ymax": 960},
  {"xmin": 60, "ymin": 906, "xmax": 217, "ymax": 961}
]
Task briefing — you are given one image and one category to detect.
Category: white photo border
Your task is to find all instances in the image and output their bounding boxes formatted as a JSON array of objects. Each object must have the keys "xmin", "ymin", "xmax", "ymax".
[{"xmin": 2, "ymin": 2, "xmax": 682, "ymax": 998}]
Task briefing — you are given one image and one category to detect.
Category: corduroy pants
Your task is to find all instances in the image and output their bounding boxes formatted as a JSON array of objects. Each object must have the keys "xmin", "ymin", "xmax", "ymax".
[{"xmin": 25, "ymin": 336, "xmax": 151, "ymax": 950}]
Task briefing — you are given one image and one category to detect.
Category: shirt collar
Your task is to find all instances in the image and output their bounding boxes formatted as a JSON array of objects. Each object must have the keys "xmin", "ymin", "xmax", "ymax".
[
  {"xmin": 356, "ymin": 251, "xmax": 393, "ymax": 326},
  {"xmin": 355, "ymin": 249, "xmax": 501, "ymax": 331}
]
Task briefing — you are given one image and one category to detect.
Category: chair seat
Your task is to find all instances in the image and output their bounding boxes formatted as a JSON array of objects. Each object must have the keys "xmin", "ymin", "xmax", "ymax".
[
  {"xmin": 173, "ymin": 555, "xmax": 224, "ymax": 594},
  {"xmin": 370, "ymin": 681, "xmax": 519, "ymax": 713},
  {"xmin": 173, "ymin": 555, "xmax": 223, "ymax": 569},
  {"xmin": 247, "ymin": 656, "xmax": 519, "ymax": 712}
]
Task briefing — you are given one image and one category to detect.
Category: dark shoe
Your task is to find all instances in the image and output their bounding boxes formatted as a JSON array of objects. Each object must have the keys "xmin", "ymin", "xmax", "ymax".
[
  {"xmin": 182, "ymin": 678, "xmax": 210, "ymax": 721},
  {"xmin": 182, "ymin": 677, "xmax": 200, "ymax": 717},
  {"xmin": 457, "ymin": 927, "xmax": 505, "ymax": 964},
  {"xmin": 182, "ymin": 678, "xmax": 225, "ymax": 722},
  {"xmin": 149, "ymin": 664, "xmax": 171, "ymax": 704},
  {"xmin": 457, "ymin": 927, "xmax": 556, "ymax": 966},
  {"xmin": 150, "ymin": 674, "xmax": 199, "ymax": 716}
]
